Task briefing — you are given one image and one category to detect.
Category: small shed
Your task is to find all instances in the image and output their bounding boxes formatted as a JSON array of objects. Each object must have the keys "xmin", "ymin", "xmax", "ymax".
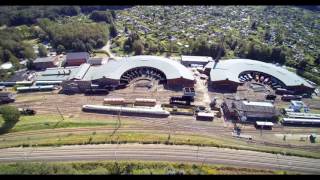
[
  {"xmin": 181, "ymin": 55, "xmax": 213, "ymax": 67},
  {"xmin": 196, "ymin": 112, "xmax": 214, "ymax": 121},
  {"xmin": 255, "ymin": 121, "xmax": 274, "ymax": 130},
  {"xmin": 87, "ymin": 57, "xmax": 107, "ymax": 65}
]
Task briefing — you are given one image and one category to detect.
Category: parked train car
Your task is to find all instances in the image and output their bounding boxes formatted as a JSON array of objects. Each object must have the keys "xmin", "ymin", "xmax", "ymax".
[
  {"xmin": 16, "ymin": 81, "xmax": 34, "ymax": 86},
  {"xmin": 82, "ymin": 104, "xmax": 170, "ymax": 118},
  {"xmin": 17, "ymin": 85, "xmax": 55, "ymax": 93},
  {"xmin": 282, "ymin": 118, "xmax": 320, "ymax": 126},
  {"xmin": 0, "ymin": 82, "xmax": 16, "ymax": 87},
  {"xmin": 196, "ymin": 112, "xmax": 214, "ymax": 121},
  {"xmin": 84, "ymin": 88, "xmax": 109, "ymax": 95},
  {"xmin": 103, "ymin": 98, "xmax": 125, "ymax": 105},
  {"xmin": 281, "ymin": 95, "xmax": 302, "ymax": 101},
  {"xmin": 35, "ymin": 81, "xmax": 62, "ymax": 86},
  {"xmin": 134, "ymin": 98, "xmax": 157, "ymax": 107},
  {"xmin": 275, "ymin": 88, "xmax": 295, "ymax": 95}
]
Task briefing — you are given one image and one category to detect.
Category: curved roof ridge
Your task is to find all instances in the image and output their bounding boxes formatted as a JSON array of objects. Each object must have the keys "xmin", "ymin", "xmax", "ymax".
[{"xmin": 210, "ymin": 59, "xmax": 313, "ymax": 88}]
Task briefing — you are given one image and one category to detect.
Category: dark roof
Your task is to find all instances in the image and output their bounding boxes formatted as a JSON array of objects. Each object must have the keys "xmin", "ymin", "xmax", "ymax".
[
  {"xmin": 66, "ymin": 52, "xmax": 89, "ymax": 61},
  {"xmin": 223, "ymin": 99, "xmax": 277, "ymax": 117}
]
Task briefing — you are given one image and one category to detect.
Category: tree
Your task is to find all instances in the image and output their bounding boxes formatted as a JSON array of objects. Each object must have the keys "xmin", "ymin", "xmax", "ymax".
[
  {"xmin": 26, "ymin": 59, "xmax": 33, "ymax": 70},
  {"xmin": 315, "ymin": 54, "xmax": 320, "ymax": 65},
  {"xmin": 23, "ymin": 45, "xmax": 36, "ymax": 59},
  {"xmin": 0, "ymin": 106, "xmax": 20, "ymax": 134},
  {"xmin": 109, "ymin": 24, "xmax": 118, "ymax": 38},
  {"xmin": 297, "ymin": 59, "xmax": 308, "ymax": 70},
  {"xmin": 90, "ymin": 11, "xmax": 113, "ymax": 24},
  {"xmin": 110, "ymin": 10, "xmax": 116, "ymax": 19},
  {"xmin": 56, "ymin": 45, "xmax": 65, "ymax": 54},
  {"xmin": 132, "ymin": 40, "xmax": 144, "ymax": 55},
  {"xmin": 251, "ymin": 21, "xmax": 258, "ymax": 30},
  {"xmin": 9, "ymin": 55, "xmax": 20, "ymax": 70},
  {"xmin": 3, "ymin": 49, "xmax": 11, "ymax": 62},
  {"xmin": 271, "ymin": 47, "xmax": 286, "ymax": 64},
  {"xmin": 38, "ymin": 44, "xmax": 48, "ymax": 57},
  {"xmin": 0, "ymin": 105, "xmax": 20, "ymax": 124}
]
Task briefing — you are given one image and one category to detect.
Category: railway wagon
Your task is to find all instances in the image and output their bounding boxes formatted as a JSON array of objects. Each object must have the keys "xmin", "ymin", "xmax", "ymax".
[
  {"xmin": 103, "ymin": 98, "xmax": 125, "ymax": 105},
  {"xmin": 0, "ymin": 82, "xmax": 16, "ymax": 86},
  {"xmin": 84, "ymin": 88, "xmax": 109, "ymax": 95},
  {"xmin": 35, "ymin": 81, "xmax": 62, "ymax": 86},
  {"xmin": 196, "ymin": 112, "xmax": 214, "ymax": 121},
  {"xmin": 281, "ymin": 95, "xmax": 302, "ymax": 101},
  {"xmin": 134, "ymin": 98, "xmax": 157, "ymax": 107},
  {"xmin": 275, "ymin": 88, "xmax": 294, "ymax": 95},
  {"xmin": 16, "ymin": 85, "xmax": 55, "ymax": 93},
  {"xmin": 282, "ymin": 118, "xmax": 320, "ymax": 126},
  {"xmin": 16, "ymin": 81, "xmax": 34, "ymax": 86},
  {"xmin": 82, "ymin": 105, "xmax": 170, "ymax": 118}
]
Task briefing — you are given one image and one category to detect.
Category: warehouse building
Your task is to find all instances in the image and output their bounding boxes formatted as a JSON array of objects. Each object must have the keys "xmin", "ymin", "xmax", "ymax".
[
  {"xmin": 206, "ymin": 59, "xmax": 315, "ymax": 94},
  {"xmin": 222, "ymin": 99, "xmax": 279, "ymax": 122},
  {"xmin": 33, "ymin": 56, "xmax": 59, "ymax": 70},
  {"xmin": 180, "ymin": 55, "xmax": 213, "ymax": 67},
  {"xmin": 65, "ymin": 52, "xmax": 90, "ymax": 66}
]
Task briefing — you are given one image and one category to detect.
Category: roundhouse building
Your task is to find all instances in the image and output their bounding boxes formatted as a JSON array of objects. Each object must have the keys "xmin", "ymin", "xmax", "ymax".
[
  {"xmin": 206, "ymin": 59, "xmax": 315, "ymax": 94},
  {"xmin": 60, "ymin": 55, "xmax": 195, "ymax": 93}
]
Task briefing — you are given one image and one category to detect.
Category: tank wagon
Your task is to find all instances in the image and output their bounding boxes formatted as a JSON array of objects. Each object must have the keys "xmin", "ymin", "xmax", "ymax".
[{"xmin": 82, "ymin": 104, "xmax": 170, "ymax": 118}]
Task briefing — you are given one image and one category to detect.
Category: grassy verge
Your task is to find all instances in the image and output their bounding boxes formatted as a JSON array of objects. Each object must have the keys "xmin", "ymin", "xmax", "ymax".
[
  {"xmin": 1, "ymin": 131, "xmax": 319, "ymax": 159},
  {"xmin": 0, "ymin": 114, "xmax": 139, "ymax": 133},
  {"xmin": 0, "ymin": 160, "xmax": 289, "ymax": 175}
]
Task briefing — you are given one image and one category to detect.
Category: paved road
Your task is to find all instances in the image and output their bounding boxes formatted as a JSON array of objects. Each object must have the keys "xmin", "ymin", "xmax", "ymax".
[{"xmin": 0, "ymin": 144, "xmax": 319, "ymax": 174}]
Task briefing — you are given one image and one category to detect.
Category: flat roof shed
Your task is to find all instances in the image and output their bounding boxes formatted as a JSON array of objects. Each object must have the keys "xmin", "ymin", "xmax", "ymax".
[{"xmin": 255, "ymin": 121, "xmax": 274, "ymax": 126}]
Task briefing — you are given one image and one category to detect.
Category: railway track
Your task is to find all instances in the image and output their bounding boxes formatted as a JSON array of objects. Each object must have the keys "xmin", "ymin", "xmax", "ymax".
[{"xmin": 0, "ymin": 144, "xmax": 319, "ymax": 174}]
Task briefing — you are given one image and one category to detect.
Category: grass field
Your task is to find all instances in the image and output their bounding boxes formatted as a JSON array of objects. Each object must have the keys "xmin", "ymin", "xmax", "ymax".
[
  {"xmin": 0, "ymin": 129, "xmax": 319, "ymax": 159},
  {"xmin": 0, "ymin": 114, "xmax": 140, "ymax": 133},
  {"xmin": 0, "ymin": 160, "xmax": 289, "ymax": 175}
]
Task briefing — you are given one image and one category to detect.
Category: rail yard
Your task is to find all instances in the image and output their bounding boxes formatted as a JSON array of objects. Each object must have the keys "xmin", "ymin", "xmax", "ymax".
[{"xmin": 0, "ymin": 55, "xmax": 320, "ymax": 174}]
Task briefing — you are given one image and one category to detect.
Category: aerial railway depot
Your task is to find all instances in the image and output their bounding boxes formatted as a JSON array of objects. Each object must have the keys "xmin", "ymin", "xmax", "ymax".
[
  {"xmin": 0, "ymin": 54, "xmax": 319, "ymax": 126},
  {"xmin": 0, "ymin": 53, "xmax": 320, "ymax": 171}
]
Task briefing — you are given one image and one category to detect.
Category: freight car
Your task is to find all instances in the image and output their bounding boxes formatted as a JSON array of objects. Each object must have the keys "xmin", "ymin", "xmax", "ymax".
[
  {"xmin": 82, "ymin": 104, "xmax": 170, "ymax": 118},
  {"xmin": 134, "ymin": 98, "xmax": 157, "ymax": 107},
  {"xmin": 16, "ymin": 85, "xmax": 55, "ymax": 93},
  {"xmin": 103, "ymin": 98, "xmax": 126, "ymax": 105}
]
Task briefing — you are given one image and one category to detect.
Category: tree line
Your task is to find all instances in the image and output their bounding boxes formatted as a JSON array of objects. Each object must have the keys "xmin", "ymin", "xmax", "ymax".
[
  {"xmin": 35, "ymin": 19, "xmax": 110, "ymax": 52},
  {"xmin": 0, "ymin": 6, "xmax": 128, "ymax": 27}
]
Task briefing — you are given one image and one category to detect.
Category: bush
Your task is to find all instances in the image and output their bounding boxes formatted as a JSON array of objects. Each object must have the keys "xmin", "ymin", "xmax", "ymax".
[{"xmin": 0, "ymin": 105, "xmax": 20, "ymax": 123}]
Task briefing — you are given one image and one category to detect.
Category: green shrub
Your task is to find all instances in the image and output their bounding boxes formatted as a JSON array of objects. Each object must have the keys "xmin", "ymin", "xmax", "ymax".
[{"xmin": 0, "ymin": 106, "xmax": 20, "ymax": 133}]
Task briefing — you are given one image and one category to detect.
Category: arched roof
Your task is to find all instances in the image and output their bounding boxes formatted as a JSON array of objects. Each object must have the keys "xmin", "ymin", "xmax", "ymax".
[
  {"xmin": 208, "ymin": 59, "xmax": 314, "ymax": 88},
  {"xmin": 84, "ymin": 55, "xmax": 194, "ymax": 81}
]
